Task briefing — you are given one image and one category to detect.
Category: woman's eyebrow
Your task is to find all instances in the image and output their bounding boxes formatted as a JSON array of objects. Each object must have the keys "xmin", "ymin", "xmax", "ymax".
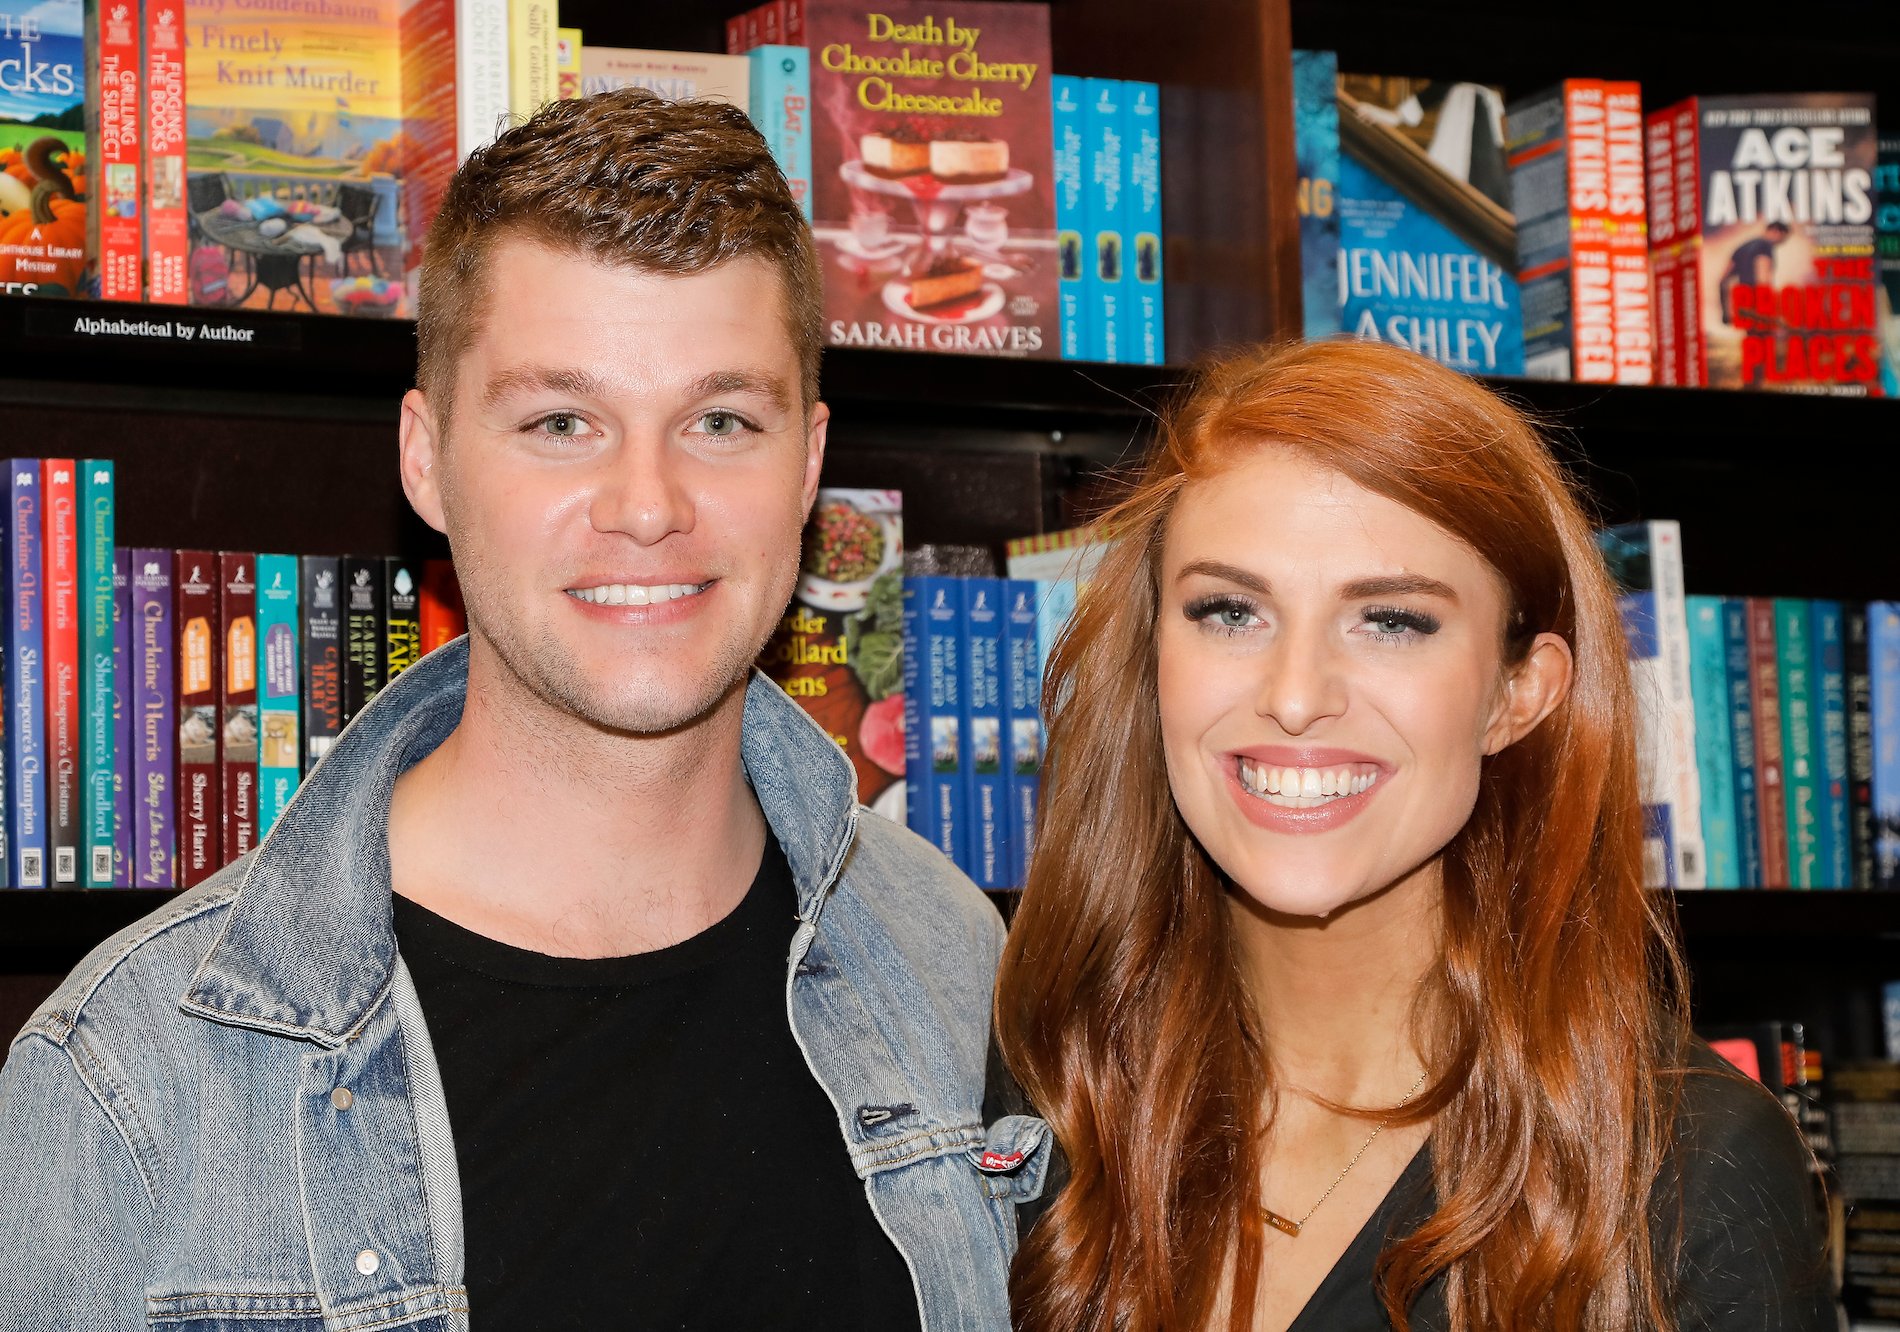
[{"xmin": 1175, "ymin": 559, "xmax": 1268, "ymax": 593}]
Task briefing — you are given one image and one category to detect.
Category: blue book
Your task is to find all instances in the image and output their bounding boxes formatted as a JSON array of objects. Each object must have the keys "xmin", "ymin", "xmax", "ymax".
[
  {"xmin": 1721, "ymin": 598, "xmax": 1763, "ymax": 889},
  {"xmin": 1125, "ymin": 80, "xmax": 1164, "ymax": 365},
  {"xmin": 255, "ymin": 554, "xmax": 301, "ymax": 839},
  {"xmin": 1036, "ymin": 578, "xmax": 1079, "ymax": 678},
  {"xmin": 1687, "ymin": 596, "xmax": 1739, "ymax": 887},
  {"xmin": 5, "ymin": 462, "xmax": 47, "ymax": 888},
  {"xmin": 1293, "ymin": 50, "xmax": 1342, "ymax": 340},
  {"xmin": 1873, "ymin": 602, "xmax": 1900, "ymax": 889},
  {"xmin": 747, "ymin": 46, "xmax": 812, "ymax": 220},
  {"xmin": 79, "ymin": 461, "xmax": 115, "ymax": 885},
  {"xmin": 1051, "ymin": 74, "xmax": 1089, "ymax": 361},
  {"xmin": 1001, "ymin": 580, "xmax": 1043, "ymax": 890},
  {"xmin": 1812, "ymin": 601, "xmax": 1850, "ymax": 889},
  {"xmin": 961, "ymin": 577, "xmax": 1008, "ymax": 889},
  {"xmin": 1082, "ymin": 78, "xmax": 1130, "ymax": 365},
  {"xmin": 902, "ymin": 576, "xmax": 966, "ymax": 869},
  {"xmin": 112, "ymin": 548, "xmax": 132, "ymax": 886}
]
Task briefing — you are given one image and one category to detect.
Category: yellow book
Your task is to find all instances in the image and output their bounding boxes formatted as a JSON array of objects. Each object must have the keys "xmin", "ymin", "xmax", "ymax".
[
  {"xmin": 556, "ymin": 27, "xmax": 583, "ymax": 100},
  {"xmin": 507, "ymin": 0, "xmax": 557, "ymax": 115}
]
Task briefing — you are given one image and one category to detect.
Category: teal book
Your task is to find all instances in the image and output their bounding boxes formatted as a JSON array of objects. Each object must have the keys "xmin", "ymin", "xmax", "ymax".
[
  {"xmin": 1687, "ymin": 596, "xmax": 1739, "ymax": 887},
  {"xmin": 1777, "ymin": 598, "xmax": 1819, "ymax": 887},
  {"xmin": 1082, "ymin": 77, "xmax": 1130, "ymax": 364},
  {"xmin": 1722, "ymin": 598, "xmax": 1763, "ymax": 889},
  {"xmin": 255, "ymin": 554, "xmax": 301, "ymax": 839},
  {"xmin": 78, "ymin": 461, "xmax": 115, "ymax": 885},
  {"xmin": 1811, "ymin": 600, "xmax": 1850, "ymax": 889},
  {"xmin": 747, "ymin": 45, "xmax": 811, "ymax": 219},
  {"xmin": 1051, "ymin": 74, "xmax": 1088, "ymax": 360},
  {"xmin": 1125, "ymin": 80, "xmax": 1164, "ymax": 365}
]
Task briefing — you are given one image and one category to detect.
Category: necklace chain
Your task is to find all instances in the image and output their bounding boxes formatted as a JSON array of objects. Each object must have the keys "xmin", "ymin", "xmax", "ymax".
[{"xmin": 1261, "ymin": 1067, "xmax": 1430, "ymax": 1239}]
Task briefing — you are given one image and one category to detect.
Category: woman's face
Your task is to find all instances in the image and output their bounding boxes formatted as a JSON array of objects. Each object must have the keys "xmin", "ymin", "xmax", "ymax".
[{"xmin": 1156, "ymin": 447, "xmax": 1550, "ymax": 920}]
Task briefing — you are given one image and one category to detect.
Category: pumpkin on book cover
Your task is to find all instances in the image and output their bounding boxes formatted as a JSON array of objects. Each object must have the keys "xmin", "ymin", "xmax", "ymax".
[{"xmin": 0, "ymin": 0, "xmax": 89, "ymax": 297}]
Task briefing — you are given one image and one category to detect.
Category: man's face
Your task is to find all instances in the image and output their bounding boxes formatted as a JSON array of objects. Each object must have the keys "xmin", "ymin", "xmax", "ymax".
[{"xmin": 400, "ymin": 239, "xmax": 826, "ymax": 736}]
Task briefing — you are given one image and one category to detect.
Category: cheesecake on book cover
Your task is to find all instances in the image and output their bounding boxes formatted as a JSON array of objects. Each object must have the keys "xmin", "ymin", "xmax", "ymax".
[{"xmin": 0, "ymin": 0, "xmax": 87, "ymax": 297}]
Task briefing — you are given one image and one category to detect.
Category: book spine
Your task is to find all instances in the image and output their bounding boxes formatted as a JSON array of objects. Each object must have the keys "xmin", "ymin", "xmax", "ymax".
[
  {"xmin": 1672, "ymin": 100, "xmax": 1705, "ymax": 386},
  {"xmin": 79, "ymin": 461, "xmax": 115, "ymax": 885},
  {"xmin": 218, "ymin": 552, "xmax": 257, "ymax": 867},
  {"xmin": 1509, "ymin": 83, "xmax": 1580, "ymax": 381},
  {"xmin": 1083, "ymin": 78, "xmax": 1129, "ymax": 365},
  {"xmin": 1651, "ymin": 245, "xmax": 1680, "ymax": 386},
  {"xmin": 782, "ymin": 0, "xmax": 801, "ymax": 46},
  {"xmin": 300, "ymin": 556, "xmax": 342, "ymax": 769},
  {"xmin": 1600, "ymin": 80, "xmax": 1653, "ymax": 386},
  {"xmin": 725, "ymin": 13, "xmax": 747, "ymax": 54},
  {"xmin": 902, "ymin": 576, "xmax": 965, "ymax": 867},
  {"xmin": 1747, "ymin": 597, "xmax": 1789, "ymax": 888},
  {"xmin": 131, "ymin": 549, "xmax": 174, "ymax": 887},
  {"xmin": 1644, "ymin": 103, "xmax": 1678, "ymax": 385},
  {"xmin": 961, "ymin": 577, "xmax": 1006, "ymax": 887},
  {"xmin": 506, "ymin": 0, "xmax": 555, "ymax": 116},
  {"xmin": 1847, "ymin": 604, "xmax": 1875, "ymax": 890},
  {"xmin": 401, "ymin": 0, "xmax": 458, "ymax": 291},
  {"xmin": 742, "ymin": 3, "xmax": 761, "ymax": 51},
  {"xmin": 143, "ymin": 0, "xmax": 188, "ymax": 304},
  {"xmin": 1125, "ymin": 80, "xmax": 1164, "ymax": 366},
  {"xmin": 419, "ymin": 559, "xmax": 465, "ymax": 653},
  {"xmin": 255, "ymin": 554, "xmax": 299, "ymax": 838},
  {"xmin": 342, "ymin": 556, "xmax": 388, "ymax": 724},
  {"xmin": 756, "ymin": 0, "xmax": 785, "ymax": 47},
  {"xmin": 4, "ymin": 465, "xmax": 44, "ymax": 888},
  {"xmin": 1647, "ymin": 521, "xmax": 1704, "ymax": 888},
  {"xmin": 1051, "ymin": 74, "xmax": 1088, "ymax": 361},
  {"xmin": 1777, "ymin": 598, "xmax": 1819, "ymax": 887},
  {"xmin": 1002, "ymin": 579, "xmax": 1042, "ymax": 890},
  {"xmin": 1873, "ymin": 603, "xmax": 1900, "ymax": 890},
  {"xmin": 1687, "ymin": 596, "xmax": 1739, "ymax": 887},
  {"xmin": 554, "ymin": 26, "xmax": 581, "ymax": 99},
  {"xmin": 455, "ymin": 0, "xmax": 510, "ymax": 155},
  {"xmin": 112, "ymin": 548, "xmax": 130, "ymax": 885},
  {"xmin": 41, "ymin": 460, "xmax": 79, "ymax": 885},
  {"xmin": 385, "ymin": 557, "xmax": 422, "ymax": 681},
  {"xmin": 1036, "ymin": 578, "xmax": 1077, "ymax": 679},
  {"xmin": 93, "ymin": 0, "xmax": 142, "ymax": 301},
  {"xmin": 173, "ymin": 549, "xmax": 219, "ymax": 886},
  {"xmin": 1722, "ymin": 598, "xmax": 1763, "ymax": 889},
  {"xmin": 747, "ymin": 46, "xmax": 812, "ymax": 220},
  {"xmin": 1812, "ymin": 600, "xmax": 1850, "ymax": 889}
]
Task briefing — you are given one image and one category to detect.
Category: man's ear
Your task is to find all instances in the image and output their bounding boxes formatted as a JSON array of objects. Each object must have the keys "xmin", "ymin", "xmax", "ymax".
[
  {"xmin": 801, "ymin": 399, "xmax": 830, "ymax": 516},
  {"xmin": 399, "ymin": 388, "xmax": 448, "ymax": 536},
  {"xmin": 1483, "ymin": 631, "xmax": 1573, "ymax": 756}
]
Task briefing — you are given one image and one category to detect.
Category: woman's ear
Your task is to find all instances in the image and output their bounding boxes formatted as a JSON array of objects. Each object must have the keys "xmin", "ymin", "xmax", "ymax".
[{"xmin": 1483, "ymin": 632, "xmax": 1573, "ymax": 757}]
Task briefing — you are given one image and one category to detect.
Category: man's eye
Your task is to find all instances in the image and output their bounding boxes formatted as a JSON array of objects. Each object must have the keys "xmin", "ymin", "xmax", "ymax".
[
  {"xmin": 540, "ymin": 413, "xmax": 584, "ymax": 437},
  {"xmin": 701, "ymin": 410, "xmax": 746, "ymax": 436}
]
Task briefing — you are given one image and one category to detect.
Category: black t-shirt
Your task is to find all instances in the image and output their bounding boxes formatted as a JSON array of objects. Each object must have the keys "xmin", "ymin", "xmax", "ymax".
[
  {"xmin": 1726, "ymin": 237, "xmax": 1780, "ymax": 286},
  {"xmin": 393, "ymin": 838, "xmax": 922, "ymax": 1331}
]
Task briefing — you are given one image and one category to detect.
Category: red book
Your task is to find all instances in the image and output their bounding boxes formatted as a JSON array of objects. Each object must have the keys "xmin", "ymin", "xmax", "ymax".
[
  {"xmin": 1747, "ymin": 597, "xmax": 1789, "ymax": 888},
  {"xmin": 419, "ymin": 559, "xmax": 467, "ymax": 654},
  {"xmin": 144, "ymin": 0, "xmax": 189, "ymax": 304},
  {"xmin": 783, "ymin": 0, "xmax": 803, "ymax": 43},
  {"xmin": 743, "ymin": 3, "xmax": 762, "ymax": 49},
  {"xmin": 1669, "ymin": 102, "xmax": 1703, "ymax": 387},
  {"xmin": 725, "ymin": 12, "xmax": 747, "ymax": 53},
  {"xmin": 174, "ymin": 551, "xmax": 222, "ymax": 886},
  {"xmin": 1644, "ymin": 104, "xmax": 1679, "ymax": 385},
  {"xmin": 94, "ymin": 1, "xmax": 143, "ymax": 301},
  {"xmin": 219, "ymin": 553, "xmax": 258, "ymax": 866},
  {"xmin": 757, "ymin": 0, "xmax": 785, "ymax": 45},
  {"xmin": 41, "ymin": 461, "xmax": 79, "ymax": 885}
]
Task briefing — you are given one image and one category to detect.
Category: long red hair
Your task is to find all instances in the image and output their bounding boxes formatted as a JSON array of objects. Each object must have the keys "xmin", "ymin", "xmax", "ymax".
[{"xmin": 996, "ymin": 339, "xmax": 1688, "ymax": 1331}]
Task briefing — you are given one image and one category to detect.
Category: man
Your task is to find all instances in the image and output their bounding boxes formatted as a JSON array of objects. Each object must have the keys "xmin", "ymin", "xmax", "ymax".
[
  {"xmin": 1720, "ymin": 219, "xmax": 1790, "ymax": 326},
  {"xmin": 0, "ymin": 91, "xmax": 1046, "ymax": 1330}
]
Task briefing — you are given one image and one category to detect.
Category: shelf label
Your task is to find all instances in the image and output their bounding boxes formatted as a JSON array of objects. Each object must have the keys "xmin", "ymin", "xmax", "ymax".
[{"xmin": 23, "ymin": 307, "xmax": 303, "ymax": 352}]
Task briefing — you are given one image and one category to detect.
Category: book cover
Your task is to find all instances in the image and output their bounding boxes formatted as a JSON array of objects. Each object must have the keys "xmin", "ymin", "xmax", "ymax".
[
  {"xmin": 40, "ymin": 459, "xmax": 78, "ymax": 884},
  {"xmin": 384, "ymin": 556, "xmax": 421, "ymax": 680},
  {"xmin": 399, "ymin": 0, "xmax": 452, "ymax": 298},
  {"xmin": 342, "ymin": 555, "xmax": 386, "ymax": 724},
  {"xmin": 555, "ymin": 26, "xmax": 581, "ymax": 100},
  {"xmin": 218, "ymin": 551, "xmax": 256, "ymax": 866},
  {"xmin": 961, "ymin": 576, "xmax": 1005, "ymax": 887},
  {"xmin": 1049, "ymin": 74, "xmax": 1085, "ymax": 358},
  {"xmin": 1722, "ymin": 597, "xmax": 1763, "ymax": 889},
  {"xmin": 579, "ymin": 48, "xmax": 750, "ymax": 111},
  {"xmin": 1813, "ymin": 600, "xmax": 1850, "ymax": 888},
  {"xmin": 1747, "ymin": 596, "xmax": 1790, "ymax": 888},
  {"xmin": 748, "ymin": 45, "xmax": 812, "ymax": 219},
  {"xmin": 299, "ymin": 555, "xmax": 341, "ymax": 769},
  {"xmin": 0, "ymin": 0, "xmax": 87, "ymax": 298},
  {"xmin": 78, "ymin": 460, "xmax": 113, "ymax": 885},
  {"xmin": 1337, "ymin": 72, "xmax": 1524, "ymax": 375},
  {"xmin": 1125, "ymin": 80, "xmax": 1163, "ymax": 366},
  {"xmin": 4, "ymin": 463, "xmax": 46, "ymax": 887},
  {"xmin": 1777, "ymin": 597, "xmax": 1819, "ymax": 887},
  {"xmin": 418, "ymin": 558, "xmax": 465, "ymax": 653},
  {"xmin": 1292, "ymin": 49, "xmax": 1341, "ymax": 340},
  {"xmin": 89, "ymin": 0, "xmax": 140, "ymax": 301},
  {"xmin": 143, "ymin": 0, "xmax": 187, "ymax": 303},
  {"xmin": 255, "ymin": 553, "xmax": 298, "ymax": 838},
  {"xmin": 112, "ymin": 546, "xmax": 129, "ymax": 883},
  {"xmin": 1505, "ymin": 80, "xmax": 1652, "ymax": 383},
  {"xmin": 902, "ymin": 574, "xmax": 964, "ymax": 864},
  {"xmin": 506, "ymin": 0, "xmax": 553, "ymax": 116},
  {"xmin": 807, "ymin": 0, "xmax": 1057, "ymax": 359},
  {"xmin": 1879, "ymin": 136, "xmax": 1899, "ymax": 396},
  {"xmin": 1873, "ymin": 602, "xmax": 1899, "ymax": 889},
  {"xmin": 1081, "ymin": 77, "xmax": 1128, "ymax": 364},
  {"xmin": 1847, "ymin": 604, "xmax": 1874, "ymax": 889},
  {"xmin": 183, "ymin": 0, "xmax": 408, "ymax": 315},
  {"xmin": 761, "ymin": 490, "xmax": 906, "ymax": 821},
  {"xmin": 173, "ymin": 550, "xmax": 219, "ymax": 885},
  {"xmin": 1001, "ymin": 578, "xmax": 1040, "ymax": 889},
  {"xmin": 130, "ymin": 548, "xmax": 174, "ymax": 887},
  {"xmin": 1687, "ymin": 596, "xmax": 1739, "ymax": 887}
]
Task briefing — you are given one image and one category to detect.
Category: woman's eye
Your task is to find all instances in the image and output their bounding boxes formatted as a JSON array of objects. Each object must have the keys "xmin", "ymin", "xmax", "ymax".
[
  {"xmin": 1362, "ymin": 606, "xmax": 1441, "ymax": 640},
  {"xmin": 1185, "ymin": 595, "xmax": 1260, "ymax": 634}
]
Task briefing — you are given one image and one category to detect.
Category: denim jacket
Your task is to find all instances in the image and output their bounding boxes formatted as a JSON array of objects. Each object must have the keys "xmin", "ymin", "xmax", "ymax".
[{"xmin": 0, "ymin": 639, "xmax": 1048, "ymax": 1331}]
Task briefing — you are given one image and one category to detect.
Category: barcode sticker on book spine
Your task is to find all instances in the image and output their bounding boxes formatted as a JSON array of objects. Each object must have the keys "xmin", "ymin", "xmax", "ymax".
[
  {"xmin": 21, "ymin": 850, "xmax": 43, "ymax": 888},
  {"xmin": 55, "ymin": 847, "xmax": 77, "ymax": 883},
  {"xmin": 92, "ymin": 847, "xmax": 113, "ymax": 883}
]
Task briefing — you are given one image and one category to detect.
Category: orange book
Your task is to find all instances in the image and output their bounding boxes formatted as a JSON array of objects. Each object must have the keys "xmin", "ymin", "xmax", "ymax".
[{"xmin": 419, "ymin": 559, "xmax": 466, "ymax": 653}]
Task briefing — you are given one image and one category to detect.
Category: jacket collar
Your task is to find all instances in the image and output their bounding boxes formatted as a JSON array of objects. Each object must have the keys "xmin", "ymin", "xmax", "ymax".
[{"xmin": 182, "ymin": 637, "xmax": 859, "ymax": 1047}]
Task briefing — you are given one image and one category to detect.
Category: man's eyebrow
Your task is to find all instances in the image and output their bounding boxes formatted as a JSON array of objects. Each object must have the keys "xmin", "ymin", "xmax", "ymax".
[
  {"xmin": 481, "ymin": 364, "xmax": 613, "ymax": 412},
  {"xmin": 1339, "ymin": 573, "xmax": 1460, "ymax": 602},
  {"xmin": 1176, "ymin": 559, "xmax": 1269, "ymax": 593},
  {"xmin": 687, "ymin": 369, "xmax": 793, "ymax": 412}
]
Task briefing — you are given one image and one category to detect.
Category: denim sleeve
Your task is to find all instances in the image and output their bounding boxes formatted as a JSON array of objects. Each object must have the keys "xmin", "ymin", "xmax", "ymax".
[{"xmin": 0, "ymin": 1034, "xmax": 154, "ymax": 1331}]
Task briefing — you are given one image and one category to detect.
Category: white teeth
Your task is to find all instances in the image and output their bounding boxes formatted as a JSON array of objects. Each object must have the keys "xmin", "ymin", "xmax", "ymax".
[
  {"xmin": 1236, "ymin": 761, "xmax": 1379, "ymax": 809},
  {"xmin": 568, "ymin": 582, "xmax": 705, "ymax": 607}
]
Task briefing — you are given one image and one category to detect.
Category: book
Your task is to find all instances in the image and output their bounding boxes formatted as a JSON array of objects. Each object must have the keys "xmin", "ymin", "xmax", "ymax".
[
  {"xmin": 1777, "ymin": 598, "xmax": 1819, "ymax": 887},
  {"xmin": 218, "ymin": 552, "xmax": 257, "ymax": 866},
  {"xmin": 1081, "ymin": 77, "xmax": 1129, "ymax": 365},
  {"xmin": 555, "ymin": 26, "xmax": 581, "ymax": 100},
  {"xmin": 1001, "ymin": 578, "xmax": 1041, "ymax": 889},
  {"xmin": 143, "ymin": 0, "xmax": 187, "ymax": 303},
  {"xmin": 1645, "ymin": 105, "xmax": 1680, "ymax": 384},
  {"xmin": 384, "ymin": 556, "xmax": 421, "ymax": 680},
  {"xmin": 1335, "ymin": 72, "xmax": 1525, "ymax": 375},
  {"xmin": 1647, "ymin": 93, "xmax": 1880, "ymax": 393},
  {"xmin": 1879, "ymin": 136, "xmax": 1899, "ymax": 396},
  {"xmin": 173, "ymin": 550, "xmax": 219, "ymax": 885},
  {"xmin": 342, "ymin": 555, "xmax": 386, "ymax": 723},
  {"xmin": 300, "ymin": 555, "xmax": 342, "ymax": 769},
  {"xmin": 418, "ymin": 558, "xmax": 465, "ymax": 652},
  {"xmin": 506, "ymin": 0, "xmax": 554, "ymax": 116},
  {"xmin": 807, "ymin": 0, "xmax": 1057, "ymax": 359},
  {"xmin": 1050, "ymin": 74, "xmax": 1086, "ymax": 359},
  {"xmin": 1125, "ymin": 80, "xmax": 1163, "ymax": 366},
  {"xmin": 1812, "ymin": 601, "xmax": 1850, "ymax": 888},
  {"xmin": 255, "ymin": 553, "xmax": 298, "ymax": 837},
  {"xmin": 961, "ymin": 576, "xmax": 1006, "ymax": 887},
  {"xmin": 1292, "ymin": 49, "xmax": 1341, "ymax": 340},
  {"xmin": 1873, "ymin": 602, "xmax": 1900, "ymax": 889},
  {"xmin": 903, "ymin": 574, "xmax": 964, "ymax": 865},
  {"xmin": 40, "ymin": 460, "xmax": 78, "ymax": 884},
  {"xmin": 1722, "ymin": 598, "xmax": 1763, "ymax": 890},
  {"xmin": 4, "ymin": 463, "xmax": 46, "ymax": 887},
  {"xmin": 579, "ymin": 48, "xmax": 750, "ymax": 111},
  {"xmin": 747, "ymin": 45, "xmax": 812, "ymax": 219},
  {"xmin": 0, "ymin": 0, "xmax": 87, "ymax": 297},
  {"xmin": 89, "ymin": 0, "xmax": 141, "ymax": 301},
  {"xmin": 1846, "ymin": 604, "xmax": 1875, "ymax": 890},
  {"xmin": 112, "ymin": 546, "xmax": 129, "ymax": 883},
  {"xmin": 1505, "ymin": 80, "xmax": 1652, "ymax": 383},
  {"xmin": 1687, "ymin": 596, "xmax": 1738, "ymax": 887},
  {"xmin": 78, "ymin": 460, "xmax": 113, "ymax": 885},
  {"xmin": 1747, "ymin": 597, "xmax": 1790, "ymax": 888},
  {"xmin": 761, "ymin": 490, "xmax": 906, "ymax": 821},
  {"xmin": 131, "ymin": 549, "xmax": 174, "ymax": 887},
  {"xmin": 1034, "ymin": 576, "xmax": 1076, "ymax": 677}
]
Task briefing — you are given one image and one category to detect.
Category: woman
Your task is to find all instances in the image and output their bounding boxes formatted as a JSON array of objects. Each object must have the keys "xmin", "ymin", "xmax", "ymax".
[{"xmin": 994, "ymin": 340, "xmax": 1830, "ymax": 1332}]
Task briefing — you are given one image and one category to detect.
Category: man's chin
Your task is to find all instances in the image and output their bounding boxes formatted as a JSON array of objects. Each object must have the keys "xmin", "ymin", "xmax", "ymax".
[{"xmin": 551, "ymin": 668, "xmax": 751, "ymax": 739}]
